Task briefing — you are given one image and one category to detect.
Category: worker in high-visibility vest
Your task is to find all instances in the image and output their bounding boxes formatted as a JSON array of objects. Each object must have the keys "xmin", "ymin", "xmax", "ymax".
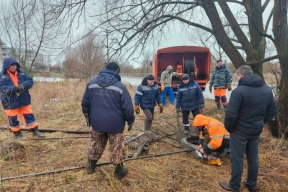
[{"xmin": 0, "ymin": 58, "xmax": 44, "ymax": 139}]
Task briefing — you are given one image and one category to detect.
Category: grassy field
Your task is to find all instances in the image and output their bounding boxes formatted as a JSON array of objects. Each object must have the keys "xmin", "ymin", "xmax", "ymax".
[{"xmin": 0, "ymin": 80, "xmax": 287, "ymax": 192}]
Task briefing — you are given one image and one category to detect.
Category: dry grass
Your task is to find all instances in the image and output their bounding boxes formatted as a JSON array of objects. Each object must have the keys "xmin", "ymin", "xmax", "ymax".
[{"xmin": 0, "ymin": 80, "xmax": 287, "ymax": 192}]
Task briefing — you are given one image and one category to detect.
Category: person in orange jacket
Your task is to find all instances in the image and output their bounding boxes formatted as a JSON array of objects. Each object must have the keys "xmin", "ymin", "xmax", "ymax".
[
  {"xmin": 193, "ymin": 114, "xmax": 230, "ymax": 156},
  {"xmin": 0, "ymin": 58, "xmax": 44, "ymax": 139}
]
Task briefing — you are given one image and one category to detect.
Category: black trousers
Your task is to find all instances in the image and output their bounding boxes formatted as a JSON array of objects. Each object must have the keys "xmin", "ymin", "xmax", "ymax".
[{"xmin": 229, "ymin": 131, "xmax": 259, "ymax": 191}]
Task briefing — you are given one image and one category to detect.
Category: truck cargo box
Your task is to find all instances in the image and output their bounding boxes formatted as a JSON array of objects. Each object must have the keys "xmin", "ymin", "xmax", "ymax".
[{"xmin": 152, "ymin": 46, "xmax": 211, "ymax": 92}]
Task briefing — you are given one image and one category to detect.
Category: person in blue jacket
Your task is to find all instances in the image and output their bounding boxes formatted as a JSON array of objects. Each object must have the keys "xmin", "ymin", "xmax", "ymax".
[
  {"xmin": 176, "ymin": 74, "xmax": 204, "ymax": 135},
  {"xmin": 81, "ymin": 62, "xmax": 135, "ymax": 180},
  {"xmin": 134, "ymin": 75, "xmax": 163, "ymax": 132},
  {"xmin": 0, "ymin": 58, "xmax": 44, "ymax": 139}
]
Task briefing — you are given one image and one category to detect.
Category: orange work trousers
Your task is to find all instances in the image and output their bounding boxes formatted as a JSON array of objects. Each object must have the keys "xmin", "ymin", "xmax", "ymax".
[
  {"xmin": 214, "ymin": 88, "xmax": 228, "ymax": 105},
  {"xmin": 5, "ymin": 105, "xmax": 38, "ymax": 132}
]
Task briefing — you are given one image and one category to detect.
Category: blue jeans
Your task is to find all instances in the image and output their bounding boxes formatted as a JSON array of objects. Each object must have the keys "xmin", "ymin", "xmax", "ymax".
[
  {"xmin": 229, "ymin": 131, "xmax": 259, "ymax": 191},
  {"xmin": 161, "ymin": 87, "xmax": 174, "ymax": 105}
]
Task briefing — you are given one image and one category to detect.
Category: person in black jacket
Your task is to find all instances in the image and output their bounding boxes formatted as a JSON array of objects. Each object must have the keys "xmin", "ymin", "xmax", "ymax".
[
  {"xmin": 176, "ymin": 74, "xmax": 204, "ymax": 135},
  {"xmin": 134, "ymin": 75, "xmax": 163, "ymax": 132},
  {"xmin": 81, "ymin": 62, "xmax": 135, "ymax": 180},
  {"xmin": 219, "ymin": 65, "xmax": 277, "ymax": 192}
]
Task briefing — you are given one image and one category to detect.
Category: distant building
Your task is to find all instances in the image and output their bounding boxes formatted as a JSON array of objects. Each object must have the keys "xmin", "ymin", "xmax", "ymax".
[{"xmin": 0, "ymin": 39, "xmax": 46, "ymax": 72}]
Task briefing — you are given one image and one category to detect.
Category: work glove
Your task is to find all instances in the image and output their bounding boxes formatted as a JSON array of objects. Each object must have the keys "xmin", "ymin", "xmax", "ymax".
[
  {"xmin": 134, "ymin": 105, "xmax": 140, "ymax": 115},
  {"xmin": 128, "ymin": 122, "xmax": 133, "ymax": 131},
  {"xmin": 227, "ymin": 84, "xmax": 232, "ymax": 91},
  {"xmin": 197, "ymin": 144, "xmax": 203, "ymax": 151},
  {"xmin": 199, "ymin": 104, "xmax": 205, "ymax": 109},
  {"xmin": 84, "ymin": 113, "xmax": 91, "ymax": 127},
  {"xmin": 176, "ymin": 108, "xmax": 180, "ymax": 113},
  {"xmin": 158, "ymin": 104, "xmax": 163, "ymax": 113},
  {"xmin": 209, "ymin": 86, "xmax": 212, "ymax": 93},
  {"xmin": 161, "ymin": 86, "xmax": 165, "ymax": 92},
  {"xmin": 16, "ymin": 84, "xmax": 24, "ymax": 93}
]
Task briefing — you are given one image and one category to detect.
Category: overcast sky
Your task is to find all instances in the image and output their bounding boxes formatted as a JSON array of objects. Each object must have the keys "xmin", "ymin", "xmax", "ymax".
[{"xmin": 0, "ymin": 0, "xmax": 277, "ymax": 67}]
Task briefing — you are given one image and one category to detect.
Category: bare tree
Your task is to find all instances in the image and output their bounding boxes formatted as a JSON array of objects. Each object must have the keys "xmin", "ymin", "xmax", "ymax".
[
  {"xmin": 52, "ymin": 1, "xmax": 278, "ymax": 75},
  {"xmin": 0, "ymin": 0, "xmax": 65, "ymax": 74},
  {"xmin": 63, "ymin": 32, "xmax": 105, "ymax": 79},
  {"xmin": 140, "ymin": 51, "xmax": 152, "ymax": 74}
]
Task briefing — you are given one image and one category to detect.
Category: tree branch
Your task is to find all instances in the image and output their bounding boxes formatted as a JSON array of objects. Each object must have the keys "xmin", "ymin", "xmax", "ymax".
[
  {"xmin": 265, "ymin": 7, "xmax": 274, "ymax": 33},
  {"xmin": 247, "ymin": 55, "xmax": 278, "ymax": 65},
  {"xmin": 230, "ymin": 38, "xmax": 239, "ymax": 43},
  {"xmin": 218, "ymin": 0, "xmax": 255, "ymax": 57},
  {"xmin": 166, "ymin": 15, "xmax": 214, "ymax": 34},
  {"xmin": 215, "ymin": 0, "xmax": 243, "ymax": 6},
  {"xmin": 262, "ymin": 0, "xmax": 270, "ymax": 12},
  {"xmin": 234, "ymin": 46, "xmax": 244, "ymax": 50},
  {"xmin": 245, "ymin": 11, "xmax": 275, "ymax": 43}
]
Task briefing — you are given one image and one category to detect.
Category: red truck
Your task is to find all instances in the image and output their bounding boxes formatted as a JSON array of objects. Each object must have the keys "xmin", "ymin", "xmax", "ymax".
[{"xmin": 152, "ymin": 45, "xmax": 212, "ymax": 92}]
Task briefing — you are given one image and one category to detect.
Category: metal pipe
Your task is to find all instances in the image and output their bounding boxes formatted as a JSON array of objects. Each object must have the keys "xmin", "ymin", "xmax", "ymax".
[
  {"xmin": 23, "ymin": 136, "xmax": 90, "ymax": 141},
  {"xmin": 0, "ymin": 127, "xmax": 90, "ymax": 134},
  {"xmin": 0, "ymin": 149, "xmax": 193, "ymax": 181}
]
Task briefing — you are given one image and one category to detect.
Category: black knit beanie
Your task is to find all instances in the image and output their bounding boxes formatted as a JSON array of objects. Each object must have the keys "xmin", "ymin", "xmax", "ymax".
[
  {"xmin": 106, "ymin": 62, "xmax": 120, "ymax": 73},
  {"xmin": 147, "ymin": 74, "xmax": 155, "ymax": 80}
]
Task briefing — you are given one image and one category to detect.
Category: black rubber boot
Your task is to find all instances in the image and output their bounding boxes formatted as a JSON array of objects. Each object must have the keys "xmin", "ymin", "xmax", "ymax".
[
  {"xmin": 144, "ymin": 120, "xmax": 152, "ymax": 132},
  {"xmin": 14, "ymin": 131, "xmax": 23, "ymax": 139},
  {"xmin": 31, "ymin": 126, "xmax": 45, "ymax": 138},
  {"xmin": 87, "ymin": 159, "xmax": 97, "ymax": 174},
  {"xmin": 114, "ymin": 163, "xmax": 128, "ymax": 180},
  {"xmin": 216, "ymin": 103, "xmax": 221, "ymax": 110}
]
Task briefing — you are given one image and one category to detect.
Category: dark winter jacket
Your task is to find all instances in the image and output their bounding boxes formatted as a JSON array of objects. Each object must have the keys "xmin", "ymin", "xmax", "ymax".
[
  {"xmin": 224, "ymin": 74, "xmax": 277, "ymax": 135},
  {"xmin": 81, "ymin": 69, "xmax": 135, "ymax": 133},
  {"xmin": 134, "ymin": 77, "xmax": 161, "ymax": 109},
  {"xmin": 210, "ymin": 65, "xmax": 232, "ymax": 88},
  {"xmin": 0, "ymin": 58, "xmax": 33, "ymax": 109},
  {"xmin": 176, "ymin": 79, "xmax": 204, "ymax": 111}
]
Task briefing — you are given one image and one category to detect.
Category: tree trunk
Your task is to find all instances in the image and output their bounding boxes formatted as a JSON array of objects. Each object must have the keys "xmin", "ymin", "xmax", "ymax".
[
  {"xmin": 243, "ymin": 0, "xmax": 265, "ymax": 77},
  {"xmin": 272, "ymin": 0, "xmax": 288, "ymax": 138},
  {"xmin": 200, "ymin": 0, "xmax": 246, "ymax": 68},
  {"xmin": 201, "ymin": 0, "xmax": 266, "ymax": 78}
]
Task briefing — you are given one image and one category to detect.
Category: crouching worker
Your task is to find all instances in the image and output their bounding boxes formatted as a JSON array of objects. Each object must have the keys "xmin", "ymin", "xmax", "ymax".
[
  {"xmin": 193, "ymin": 114, "xmax": 230, "ymax": 157},
  {"xmin": 0, "ymin": 58, "xmax": 44, "ymax": 139},
  {"xmin": 81, "ymin": 62, "xmax": 135, "ymax": 180},
  {"xmin": 134, "ymin": 75, "xmax": 163, "ymax": 132},
  {"xmin": 176, "ymin": 74, "xmax": 204, "ymax": 135}
]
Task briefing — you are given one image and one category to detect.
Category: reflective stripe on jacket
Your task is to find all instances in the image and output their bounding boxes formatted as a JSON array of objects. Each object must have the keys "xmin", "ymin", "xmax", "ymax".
[
  {"xmin": 134, "ymin": 78, "xmax": 161, "ymax": 109},
  {"xmin": 194, "ymin": 114, "xmax": 230, "ymax": 152},
  {"xmin": 176, "ymin": 80, "xmax": 204, "ymax": 110}
]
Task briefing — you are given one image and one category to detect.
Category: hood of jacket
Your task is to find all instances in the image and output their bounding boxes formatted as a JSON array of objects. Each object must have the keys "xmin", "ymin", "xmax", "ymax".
[
  {"xmin": 165, "ymin": 65, "xmax": 173, "ymax": 71},
  {"xmin": 2, "ymin": 58, "xmax": 20, "ymax": 74},
  {"xmin": 238, "ymin": 74, "xmax": 264, "ymax": 87},
  {"xmin": 193, "ymin": 114, "xmax": 213, "ymax": 128},
  {"xmin": 95, "ymin": 69, "xmax": 121, "ymax": 88}
]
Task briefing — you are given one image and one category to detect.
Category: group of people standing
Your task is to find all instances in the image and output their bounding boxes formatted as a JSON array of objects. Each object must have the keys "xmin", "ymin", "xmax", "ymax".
[{"xmin": 0, "ymin": 58, "xmax": 277, "ymax": 191}]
